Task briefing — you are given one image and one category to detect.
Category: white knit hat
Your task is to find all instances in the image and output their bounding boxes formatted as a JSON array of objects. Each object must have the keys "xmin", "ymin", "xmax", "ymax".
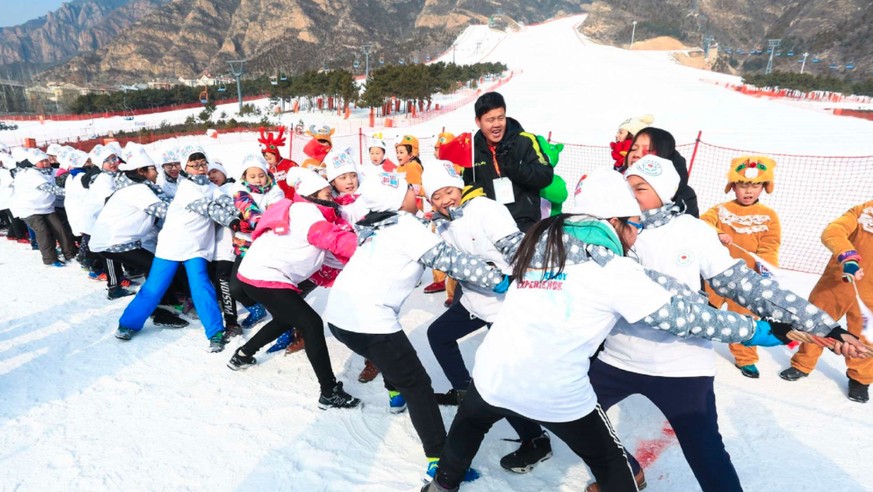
[
  {"xmin": 119, "ymin": 147, "xmax": 156, "ymax": 171},
  {"xmin": 240, "ymin": 153, "xmax": 269, "ymax": 177},
  {"xmin": 625, "ymin": 154, "xmax": 680, "ymax": 205},
  {"xmin": 27, "ymin": 148, "xmax": 50, "ymax": 165},
  {"xmin": 367, "ymin": 135, "xmax": 388, "ymax": 151},
  {"xmin": 422, "ymin": 158, "xmax": 464, "ymax": 200},
  {"xmin": 178, "ymin": 144, "xmax": 208, "ymax": 166},
  {"xmin": 105, "ymin": 141, "xmax": 123, "ymax": 159},
  {"xmin": 157, "ymin": 143, "xmax": 181, "ymax": 165},
  {"xmin": 122, "ymin": 141, "xmax": 143, "ymax": 163},
  {"xmin": 58, "ymin": 148, "xmax": 88, "ymax": 169},
  {"xmin": 358, "ymin": 171, "xmax": 409, "ymax": 213},
  {"xmin": 324, "ymin": 148, "xmax": 360, "ymax": 184},
  {"xmin": 91, "ymin": 144, "xmax": 117, "ymax": 167},
  {"xmin": 285, "ymin": 166, "xmax": 330, "ymax": 197},
  {"xmin": 207, "ymin": 160, "xmax": 227, "ymax": 177},
  {"xmin": 618, "ymin": 114, "xmax": 654, "ymax": 137},
  {"xmin": 572, "ymin": 168, "xmax": 641, "ymax": 218},
  {"xmin": 46, "ymin": 143, "xmax": 63, "ymax": 156}
]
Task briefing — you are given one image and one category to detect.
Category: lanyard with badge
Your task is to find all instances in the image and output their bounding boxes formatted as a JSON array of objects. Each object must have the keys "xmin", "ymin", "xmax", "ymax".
[{"xmin": 490, "ymin": 146, "xmax": 514, "ymax": 205}]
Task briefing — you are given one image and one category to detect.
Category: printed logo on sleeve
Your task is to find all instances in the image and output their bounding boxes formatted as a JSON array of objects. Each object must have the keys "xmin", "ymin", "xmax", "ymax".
[{"xmin": 379, "ymin": 172, "xmax": 400, "ymax": 188}]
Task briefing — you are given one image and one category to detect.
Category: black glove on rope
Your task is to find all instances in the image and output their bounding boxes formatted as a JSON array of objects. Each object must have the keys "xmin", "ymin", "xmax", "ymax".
[{"xmin": 765, "ymin": 319, "xmax": 793, "ymax": 344}]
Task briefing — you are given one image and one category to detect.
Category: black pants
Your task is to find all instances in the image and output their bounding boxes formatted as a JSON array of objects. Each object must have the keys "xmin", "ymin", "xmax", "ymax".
[
  {"xmin": 240, "ymin": 283, "xmax": 336, "ymax": 395},
  {"xmin": 2, "ymin": 210, "xmax": 27, "ymax": 239},
  {"xmin": 230, "ymin": 255, "xmax": 257, "ymax": 308},
  {"xmin": 79, "ymin": 233, "xmax": 107, "ymax": 273},
  {"xmin": 434, "ymin": 381, "xmax": 637, "ymax": 491},
  {"xmin": 209, "ymin": 259, "xmax": 238, "ymax": 326},
  {"xmin": 102, "ymin": 249, "xmax": 177, "ymax": 305},
  {"xmin": 589, "ymin": 358, "xmax": 742, "ymax": 492},
  {"xmin": 427, "ymin": 301, "xmax": 543, "ymax": 441},
  {"xmin": 329, "ymin": 323, "xmax": 446, "ymax": 458},
  {"xmin": 23, "ymin": 212, "xmax": 76, "ymax": 264}
]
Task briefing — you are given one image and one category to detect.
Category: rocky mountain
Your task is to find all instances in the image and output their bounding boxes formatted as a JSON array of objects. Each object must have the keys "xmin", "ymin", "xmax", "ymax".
[
  {"xmin": 580, "ymin": 0, "xmax": 873, "ymax": 78},
  {"xmin": 0, "ymin": 0, "xmax": 168, "ymax": 79},
  {"xmin": 40, "ymin": 0, "xmax": 585, "ymax": 83}
]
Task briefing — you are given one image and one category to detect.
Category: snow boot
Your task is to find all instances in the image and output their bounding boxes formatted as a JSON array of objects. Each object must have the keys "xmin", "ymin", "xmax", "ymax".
[
  {"xmin": 107, "ymin": 286, "xmax": 135, "ymax": 300},
  {"xmin": 425, "ymin": 458, "xmax": 480, "ymax": 483},
  {"xmin": 227, "ymin": 347, "xmax": 257, "ymax": 371},
  {"xmin": 241, "ymin": 303, "xmax": 267, "ymax": 329},
  {"xmin": 389, "ymin": 390, "xmax": 407, "ymax": 414},
  {"xmin": 586, "ymin": 468, "xmax": 647, "ymax": 492},
  {"xmin": 115, "ymin": 327, "xmax": 135, "ymax": 340},
  {"xmin": 152, "ymin": 308, "xmax": 189, "ymax": 328},
  {"xmin": 499, "ymin": 431, "xmax": 553, "ymax": 473},
  {"xmin": 779, "ymin": 367, "xmax": 809, "ymax": 381},
  {"xmin": 424, "ymin": 281, "xmax": 446, "ymax": 294},
  {"xmin": 317, "ymin": 382, "xmax": 361, "ymax": 410},
  {"xmin": 736, "ymin": 364, "xmax": 760, "ymax": 379},
  {"xmin": 848, "ymin": 376, "xmax": 869, "ymax": 403},
  {"xmin": 208, "ymin": 331, "xmax": 228, "ymax": 353},
  {"xmin": 358, "ymin": 359, "xmax": 380, "ymax": 383},
  {"xmin": 266, "ymin": 329, "xmax": 293, "ymax": 353},
  {"xmin": 284, "ymin": 332, "xmax": 305, "ymax": 355},
  {"xmin": 434, "ymin": 389, "xmax": 466, "ymax": 406},
  {"xmin": 421, "ymin": 480, "xmax": 458, "ymax": 492}
]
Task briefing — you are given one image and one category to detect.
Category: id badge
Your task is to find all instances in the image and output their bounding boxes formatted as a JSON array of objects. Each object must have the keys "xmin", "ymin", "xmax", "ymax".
[{"xmin": 493, "ymin": 177, "xmax": 515, "ymax": 205}]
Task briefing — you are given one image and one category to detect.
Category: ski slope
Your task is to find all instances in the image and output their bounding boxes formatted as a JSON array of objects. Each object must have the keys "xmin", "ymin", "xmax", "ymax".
[{"xmin": 2, "ymin": 14, "xmax": 873, "ymax": 492}]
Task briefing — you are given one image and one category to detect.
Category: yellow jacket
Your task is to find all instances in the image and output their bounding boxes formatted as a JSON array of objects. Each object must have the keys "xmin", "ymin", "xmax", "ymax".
[
  {"xmin": 701, "ymin": 200, "xmax": 781, "ymax": 314},
  {"xmin": 816, "ymin": 200, "xmax": 873, "ymax": 285}
]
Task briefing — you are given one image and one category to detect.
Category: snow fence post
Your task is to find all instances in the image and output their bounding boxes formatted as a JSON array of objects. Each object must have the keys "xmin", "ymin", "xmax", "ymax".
[
  {"xmin": 688, "ymin": 130, "xmax": 702, "ymax": 176},
  {"xmin": 359, "ymin": 128, "xmax": 364, "ymax": 165}
]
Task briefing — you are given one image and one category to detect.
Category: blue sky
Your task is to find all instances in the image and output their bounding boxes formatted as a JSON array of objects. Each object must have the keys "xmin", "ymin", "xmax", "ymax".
[{"xmin": 0, "ymin": 0, "xmax": 67, "ymax": 27}]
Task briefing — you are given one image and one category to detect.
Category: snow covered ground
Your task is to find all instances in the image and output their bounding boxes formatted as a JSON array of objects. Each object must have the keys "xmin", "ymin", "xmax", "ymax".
[{"xmin": 2, "ymin": 13, "xmax": 873, "ymax": 492}]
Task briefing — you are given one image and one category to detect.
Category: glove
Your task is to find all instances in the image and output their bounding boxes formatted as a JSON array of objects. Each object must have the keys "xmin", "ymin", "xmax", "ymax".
[
  {"xmin": 492, "ymin": 275, "xmax": 512, "ymax": 294},
  {"xmin": 839, "ymin": 250, "xmax": 861, "ymax": 281},
  {"xmin": 826, "ymin": 326, "xmax": 858, "ymax": 344},
  {"xmin": 743, "ymin": 320, "xmax": 791, "ymax": 347},
  {"xmin": 228, "ymin": 218, "xmax": 241, "ymax": 232}
]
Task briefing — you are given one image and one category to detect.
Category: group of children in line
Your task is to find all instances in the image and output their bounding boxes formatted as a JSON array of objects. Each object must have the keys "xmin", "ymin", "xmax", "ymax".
[{"xmin": 0, "ymin": 93, "xmax": 870, "ymax": 491}]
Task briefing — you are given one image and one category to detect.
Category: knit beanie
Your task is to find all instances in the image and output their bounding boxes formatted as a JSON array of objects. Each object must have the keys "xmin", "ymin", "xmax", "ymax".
[
  {"xmin": 285, "ymin": 166, "xmax": 330, "ymax": 197},
  {"xmin": 619, "ymin": 114, "xmax": 654, "ymax": 137},
  {"xmin": 119, "ymin": 147, "xmax": 156, "ymax": 171},
  {"xmin": 573, "ymin": 168, "xmax": 642, "ymax": 218},
  {"xmin": 422, "ymin": 158, "xmax": 464, "ymax": 200},
  {"xmin": 240, "ymin": 153, "xmax": 270, "ymax": 177},
  {"xmin": 324, "ymin": 148, "xmax": 361, "ymax": 184},
  {"xmin": 207, "ymin": 160, "xmax": 228, "ymax": 178},
  {"xmin": 725, "ymin": 156, "xmax": 776, "ymax": 194},
  {"xmin": 625, "ymin": 154, "xmax": 680, "ymax": 205},
  {"xmin": 358, "ymin": 172, "xmax": 408, "ymax": 213}
]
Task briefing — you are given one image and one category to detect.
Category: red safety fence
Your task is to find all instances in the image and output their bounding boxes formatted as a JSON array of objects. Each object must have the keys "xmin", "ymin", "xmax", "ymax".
[
  {"xmin": 288, "ymin": 130, "xmax": 873, "ymax": 275},
  {"xmin": 41, "ymin": 124, "xmax": 873, "ymax": 275},
  {"xmin": 705, "ymin": 79, "xmax": 873, "ymax": 105}
]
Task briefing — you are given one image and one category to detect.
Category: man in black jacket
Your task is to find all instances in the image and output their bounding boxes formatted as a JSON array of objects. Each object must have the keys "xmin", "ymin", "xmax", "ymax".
[{"xmin": 465, "ymin": 92, "xmax": 553, "ymax": 232}]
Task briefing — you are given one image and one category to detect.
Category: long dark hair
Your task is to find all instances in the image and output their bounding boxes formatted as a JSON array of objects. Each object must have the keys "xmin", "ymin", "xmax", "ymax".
[
  {"xmin": 512, "ymin": 213, "xmax": 575, "ymax": 281},
  {"xmin": 634, "ymin": 127, "xmax": 676, "ymax": 159}
]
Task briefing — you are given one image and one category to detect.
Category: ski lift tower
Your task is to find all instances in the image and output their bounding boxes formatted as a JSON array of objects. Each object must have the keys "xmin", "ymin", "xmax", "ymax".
[
  {"xmin": 227, "ymin": 59, "xmax": 246, "ymax": 113},
  {"xmin": 800, "ymin": 52, "xmax": 810, "ymax": 74},
  {"xmin": 630, "ymin": 21, "xmax": 637, "ymax": 49},
  {"xmin": 361, "ymin": 44, "xmax": 373, "ymax": 80},
  {"xmin": 765, "ymin": 39, "xmax": 781, "ymax": 74}
]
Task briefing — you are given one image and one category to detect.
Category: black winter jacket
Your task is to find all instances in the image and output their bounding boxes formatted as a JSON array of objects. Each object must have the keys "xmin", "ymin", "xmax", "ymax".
[{"xmin": 463, "ymin": 117, "xmax": 553, "ymax": 232}]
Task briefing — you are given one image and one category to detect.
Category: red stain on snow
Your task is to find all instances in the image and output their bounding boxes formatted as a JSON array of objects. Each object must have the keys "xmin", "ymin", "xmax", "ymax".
[{"xmin": 634, "ymin": 423, "xmax": 676, "ymax": 467}]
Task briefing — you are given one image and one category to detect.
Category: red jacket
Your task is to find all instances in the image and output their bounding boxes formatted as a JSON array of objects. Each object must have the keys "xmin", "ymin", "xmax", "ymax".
[{"xmin": 272, "ymin": 158, "xmax": 299, "ymax": 199}]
